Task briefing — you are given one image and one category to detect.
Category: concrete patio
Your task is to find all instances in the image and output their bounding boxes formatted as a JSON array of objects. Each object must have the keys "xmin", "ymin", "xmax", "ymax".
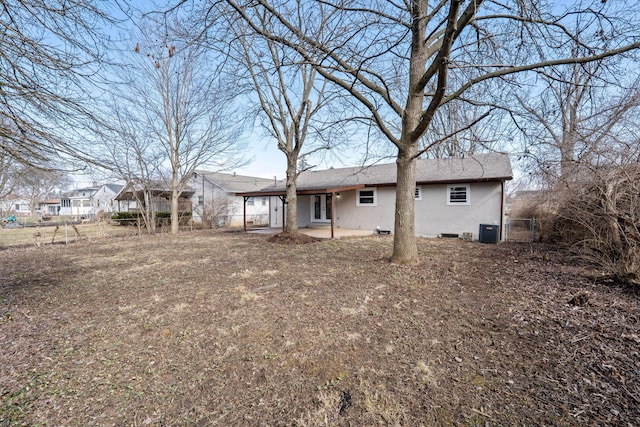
[{"xmin": 247, "ymin": 226, "xmax": 377, "ymax": 239}]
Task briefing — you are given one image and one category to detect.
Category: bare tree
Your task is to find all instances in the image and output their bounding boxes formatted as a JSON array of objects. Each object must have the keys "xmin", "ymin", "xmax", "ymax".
[
  {"xmin": 225, "ymin": 18, "xmax": 342, "ymax": 233},
  {"xmin": 0, "ymin": 147, "xmax": 19, "ymax": 200},
  {"xmin": 0, "ymin": 0, "xmax": 121, "ymax": 168},
  {"xmin": 515, "ymin": 59, "xmax": 640, "ymax": 183},
  {"xmin": 14, "ymin": 167, "xmax": 70, "ymax": 216},
  {"xmin": 196, "ymin": 198, "xmax": 237, "ymax": 229},
  {"xmin": 100, "ymin": 98, "xmax": 166, "ymax": 233},
  {"xmin": 551, "ymin": 139, "xmax": 640, "ymax": 283},
  {"xmin": 109, "ymin": 17, "xmax": 246, "ymax": 235},
  {"xmin": 220, "ymin": 0, "xmax": 640, "ymax": 264}
]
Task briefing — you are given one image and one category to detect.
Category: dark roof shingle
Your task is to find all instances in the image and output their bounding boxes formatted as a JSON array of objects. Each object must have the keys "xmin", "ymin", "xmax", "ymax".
[{"xmin": 253, "ymin": 152, "xmax": 512, "ymax": 193}]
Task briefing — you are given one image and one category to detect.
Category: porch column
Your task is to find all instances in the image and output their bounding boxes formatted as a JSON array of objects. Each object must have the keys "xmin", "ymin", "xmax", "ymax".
[
  {"xmin": 243, "ymin": 196, "xmax": 248, "ymax": 232},
  {"xmin": 278, "ymin": 195, "xmax": 286, "ymax": 232},
  {"xmin": 330, "ymin": 192, "xmax": 335, "ymax": 239}
]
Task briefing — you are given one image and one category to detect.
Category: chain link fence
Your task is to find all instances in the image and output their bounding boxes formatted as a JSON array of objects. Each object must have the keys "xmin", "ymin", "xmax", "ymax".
[{"xmin": 505, "ymin": 218, "xmax": 540, "ymax": 242}]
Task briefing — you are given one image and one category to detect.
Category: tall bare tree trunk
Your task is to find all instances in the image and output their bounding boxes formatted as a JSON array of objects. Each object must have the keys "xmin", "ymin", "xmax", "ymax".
[
  {"xmin": 284, "ymin": 156, "xmax": 298, "ymax": 233},
  {"xmin": 391, "ymin": 0, "xmax": 429, "ymax": 264},
  {"xmin": 171, "ymin": 170, "xmax": 180, "ymax": 234},
  {"xmin": 393, "ymin": 146, "xmax": 418, "ymax": 264}
]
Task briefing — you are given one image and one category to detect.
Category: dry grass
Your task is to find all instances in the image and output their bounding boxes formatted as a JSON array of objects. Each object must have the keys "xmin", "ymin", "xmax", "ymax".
[
  {"xmin": 0, "ymin": 222, "xmax": 137, "ymax": 247},
  {"xmin": 0, "ymin": 230, "xmax": 638, "ymax": 426}
]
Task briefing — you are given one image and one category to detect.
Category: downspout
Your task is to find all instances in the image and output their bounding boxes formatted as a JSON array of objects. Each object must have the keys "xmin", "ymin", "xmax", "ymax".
[{"xmin": 500, "ymin": 180, "xmax": 505, "ymax": 241}]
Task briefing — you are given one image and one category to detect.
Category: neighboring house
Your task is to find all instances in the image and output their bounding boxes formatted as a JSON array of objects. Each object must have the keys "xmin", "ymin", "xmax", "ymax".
[
  {"xmin": 0, "ymin": 195, "xmax": 31, "ymax": 215},
  {"xmin": 114, "ymin": 181, "xmax": 194, "ymax": 214},
  {"xmin": 92, "ymin": 184, "xmax": 124, "ymax": 215},
  {"xmin": 191, "ymin": 171, "xmax": 274, "ymax": 227},
  {"xmin": 59, "ymin": 185, "xmax": 99, "ymax": 218},
  {"xmin": 40, "ymin": 199, "xmax": 62, "ymax": 216},
  {"xmin": 240, "ymin": 152, "xmax": 513, "ymax": 240}
]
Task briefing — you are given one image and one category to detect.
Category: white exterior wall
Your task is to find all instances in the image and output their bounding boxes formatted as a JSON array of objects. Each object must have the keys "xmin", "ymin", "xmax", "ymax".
[
  {"xmin": 228, "ymin": 195, "xmax": 269, "ymax": 227},
  {"xmin": 189, "ymin": 177, "xmax": 270, "ymax": 227},
  {"xmin": 302, "ymin": 182, "xmax": 504, "ymax": 239},
  {"xmin": 0, "ymin": 199, "xmax": 31, "ymax": 215},
  {"xmin": 415, "ymin": 182, "xmax": 503, "ymax": 238},
  {"xmin": 297, "ymin": 195, "xmax": 313, "ymax": 227},
  {"xmin": 269, "ymin": 196, "xmax": 286, "ymax": 228},
  {"xmin": 92, "ymin": 187, "xmax": 119, "ymax": 214},
  {"xmin": 59, "ymin": 203, "xmax": 93, "ymax": 217},
  {"xmin": 332, "ymin": 187, "xmax": 396, "ymax": 232}
]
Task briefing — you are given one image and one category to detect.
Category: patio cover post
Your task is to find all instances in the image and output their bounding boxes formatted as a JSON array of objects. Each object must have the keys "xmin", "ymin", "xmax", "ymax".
[
  {"xmin": 330, "ymin": 192, "xmax": 335, "ymax": 239},
  {"xmin": 278, "ymin": 195, "xmax": 286, "ymax": 232},
  {"xmin": 243, "ymin": 196, "xmax": 248, "ymax": 232}
]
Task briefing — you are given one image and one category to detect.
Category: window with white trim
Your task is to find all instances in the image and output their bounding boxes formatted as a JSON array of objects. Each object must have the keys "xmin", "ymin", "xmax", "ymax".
[
  {"xmin": 447, "ymin": 184, "xmax": 470, "ymax": 205},
  {"xmin": 357, "ymin": 188, "xmax": 377, "ymax": 206},
  {"xmin": 415, "ymin": 186, "xmax": 422, "ymax": 200},
  {"xmin": 247, "ymin": 197, "xmax": 255, "ymax": 206}
]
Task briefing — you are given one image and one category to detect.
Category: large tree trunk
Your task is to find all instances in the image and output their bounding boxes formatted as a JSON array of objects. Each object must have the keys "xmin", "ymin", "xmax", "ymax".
[
  {"xmin": 170, "ymin": 171, "xmax": 180, "ymax": 235},
  {"xmin": 391, "ymin": 1, "xmax": 427, "ymax": 265},
  {"xmin": 392, "ymin": 145, "xmax": 418, "ymax": 264},
  {"xmin": 284, "ymin": 155, "xmax": 298, "ymax": 233}
]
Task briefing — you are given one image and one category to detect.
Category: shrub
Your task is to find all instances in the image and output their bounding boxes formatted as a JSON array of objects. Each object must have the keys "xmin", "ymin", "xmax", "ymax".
[{"xmin": 552, "ymin": 165, "xmax": 640, "ymax": 284}]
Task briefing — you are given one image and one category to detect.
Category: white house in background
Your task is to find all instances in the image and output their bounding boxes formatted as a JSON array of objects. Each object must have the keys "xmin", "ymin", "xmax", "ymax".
[
  {"xmin": 59, "ymin": 185, "xmax": 99, "ymax": 218},
  {"xmin": 92, "ymin": 184, "xmax": 124, "ymax": 216},
  {"xmin": 40, "ymin": 198, "xmax": 61, "ymax": 216},
  {"xmin": 0, "ymin": 195, "xmax": 31, "ymax": 215},
  {"xmin": 191, "ymin": 171, "xmax": 274, "ymax": 227},
  {"xmin": 240, "ymin": 152, "xmax": 513, "ymax": 240}
]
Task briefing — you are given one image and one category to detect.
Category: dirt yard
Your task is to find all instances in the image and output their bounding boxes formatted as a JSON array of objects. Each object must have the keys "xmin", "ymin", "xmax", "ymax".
[{"xmin": 1, "ymin": 230, "xmax": 638, "ymax": 426}]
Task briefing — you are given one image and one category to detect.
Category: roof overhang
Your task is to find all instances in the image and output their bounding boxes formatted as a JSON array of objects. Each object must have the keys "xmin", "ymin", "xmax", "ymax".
[
  {"xmin": 237, "ymin": 176, "xmax": 512, "ymax": 198},
  {"xmin": 238, "ymin": 184, "xmax": 366, "ymax": 198}
]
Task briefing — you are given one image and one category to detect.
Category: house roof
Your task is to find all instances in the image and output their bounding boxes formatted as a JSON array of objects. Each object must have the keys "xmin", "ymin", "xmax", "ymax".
[
  {"xmin": 63, "ymin": 186, "xmax": 99, "ymax": 198},
  {"xmin": 102, "ymin": 183, "xmax": 124, "ymax": 194},
  {"xmin": 195, "ymin": 171, "xmax": 276, "ymax": 193},
  {"xmin": 242, "ymin": 152, "xmax": 513, "ymax": 195},
  {"xmin": 114, "ymin": 180, "xmax": 196, "ymax": 200}
]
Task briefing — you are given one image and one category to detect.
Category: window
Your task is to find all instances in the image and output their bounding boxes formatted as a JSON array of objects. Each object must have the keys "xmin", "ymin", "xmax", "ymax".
[
  {"xmin": 447, "ymin": 184, "xmax": 470, "ymax": 205},
  {"xmin": 357, "ymin": 188, "xmax": 377, "ymax": 206},
  {"xmin": 247, "ymin": 197, "xmax": 255, "ymax": 206},
  {"xmin": 198, "ymin": 195, "xmax": 204, "ymax": 206},
  {"xmin": 262, "ymin": 197, "xmax": 267, "ymax": 206},
  {"xmin": 415, "ymin": 186, "xmax": 422, "ymax": 200}
]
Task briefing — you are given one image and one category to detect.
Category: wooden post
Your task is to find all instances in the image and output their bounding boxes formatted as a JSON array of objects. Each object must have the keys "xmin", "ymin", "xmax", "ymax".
[
  {"xmin": 282, "ymin": 198, "xmax": 286, "ymax": 233},
  {"xmin": 243, "ymin": 196, "xmax": 248, "ymax": 232},
  {"xmin": 330, "ymin": 192, "xmax": 335, "ymax": 239}
]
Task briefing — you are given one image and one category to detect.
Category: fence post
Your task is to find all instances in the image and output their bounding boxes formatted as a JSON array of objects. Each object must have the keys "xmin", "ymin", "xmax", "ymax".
[{"xmin": 531, "ymin": 218, "xmax": 536, "ymax": 242}]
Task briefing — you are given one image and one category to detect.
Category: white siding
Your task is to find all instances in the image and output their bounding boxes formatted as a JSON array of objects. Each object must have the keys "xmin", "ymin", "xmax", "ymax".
[
  {"xmin": 320, "ymin": 182, "xmax": 504, "ymax": 239},
  {"xmin": 415, "ymin": 182, "xmax": 502, "ymax": 238}
]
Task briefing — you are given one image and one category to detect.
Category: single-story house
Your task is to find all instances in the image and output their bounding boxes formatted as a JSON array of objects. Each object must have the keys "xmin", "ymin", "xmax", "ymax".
[
  {"xmin": 112, "ymin": 173, "xmax": 272, "ymax": 227},
  {"xmin": 92, "ymin": 184, "xmax": 124, "ymax": 215},
  {"xmin": 40, "ymin": 198, "xmax": 62, "ymax": 216},
  {"xmin": 191, "ymin": 171, "xmax": 274, "ymax": 227},
  {"xmin": 114, "ymin": 181, "xmax": 194, "ymax": 214},
  {"xmin": 0, "ymin": 195, "xmax": 32, "ymax": 215},
  {"xmin": 239, "ymin": 152, "xmax": 513, "ymax": 240}
]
